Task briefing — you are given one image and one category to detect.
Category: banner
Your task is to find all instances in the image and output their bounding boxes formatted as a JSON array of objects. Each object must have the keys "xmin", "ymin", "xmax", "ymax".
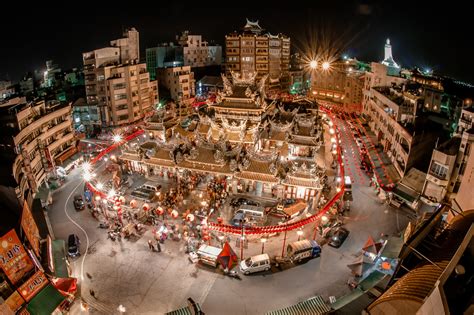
[
  {"xmin": 0, "ymin": 229, "xmax": 35, "ymax": 285},
  {"xmin": 18, "ymin": 270, "xmax": 49, "ymax": 302},
  {"xmin": 21, "ymin": 201, "xmax": 40, "ymax": 257}
]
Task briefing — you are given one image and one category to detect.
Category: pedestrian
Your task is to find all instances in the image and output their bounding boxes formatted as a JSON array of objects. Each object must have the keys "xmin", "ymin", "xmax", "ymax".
[
  {"xmin": 89, "ymin": 289, "xmax": 97, "ymax": 299},
  {"xmin": 148, "ymin": 240, "xmax": 155, "ymax": 251},
  {"xmin": 156, "ymin": 240, "xmax": 161, "ymax": 252}
]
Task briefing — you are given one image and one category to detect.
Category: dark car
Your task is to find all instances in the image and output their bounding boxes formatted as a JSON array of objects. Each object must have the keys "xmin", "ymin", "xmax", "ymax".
[
  {"xmin": 328, "ymin": 227, "xmax": 350, "ymax": 248},
  {"xmin": 230, "ymin": 198, "xmax": 260, "ymax": 208},
  {"xmin": 73, "ymin": 195, "xmax": 85, "ymax": 210},
  {"xmin": 67, "ymin": 234, "xmax": 80, "ymax": 257}
]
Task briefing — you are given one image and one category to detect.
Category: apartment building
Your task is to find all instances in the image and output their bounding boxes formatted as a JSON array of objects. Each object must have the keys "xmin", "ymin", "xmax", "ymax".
[
  {"xmin": 82, "ymin": 28, "xmax": 157, "ymax": 130},
  {"xmin": 311, "ymin": 58, "xmax": 367, "ymax": 112},
  {"xmin": 0, "ymin": 97, "xmax": 75, "ymax": 203},
  {"xmin": 105, "ymin": 63, "xmax": 157, "ymax": 126},
  {"xmin": 146, "ymin": 31, "xmax": 222, "ymax": 81},
  {"xmin": 177, "ymin": 31, "xmax": 222, "ymax": 68},
  {"xmin": 225, "ymin": 19, "xmax": 290, "ymax": 90},
  {"xmin": 422, "ymin": 108, "xmax": 474, "ymax": 203},
  {"xmin": 157, "ymin": 65, "xmax": 195, "ymax": 103}
]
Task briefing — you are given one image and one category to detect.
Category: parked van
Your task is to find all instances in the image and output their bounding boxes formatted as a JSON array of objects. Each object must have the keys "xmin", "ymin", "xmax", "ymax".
[
  {"xmin": 235, "ymin": 205, "xmax": 265, "ymax": 221},
  {"xmin": 196, "ymin": 245, "xmax": 222, "ymax": 267},
  {"xmin": 286, "ymin": 239, "xmax": 321, "ymax": 262},
  {"xmin": 240, "ymin": 254, "xmax": 271, "ymax": 275},
  {"xmin": 142, "ymin": 181, "xmax": 162, "ymax": 192}
]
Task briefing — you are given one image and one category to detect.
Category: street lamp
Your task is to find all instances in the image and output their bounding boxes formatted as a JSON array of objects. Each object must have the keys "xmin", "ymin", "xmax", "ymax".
[
  {"xmin": 260, "ymin": 238, "xmax": 267, "ymax": 254},
  {"xmin": 309, "ymin": 60, "xmax": 318, "ymax": 69},
  {"xmin": 296, "ymin": 230, "xmax": 304, "ymax": 241},
  {"xmin": 96, "ymin": 182, "xmax": 103, "ymax": 190},
  {"xmin": 113, "ymin": 134, "xmax": 122, "ymax": 143},
  {"xmin": 322, "ymin": 61, "xmax": 331, "ymax": 71}
]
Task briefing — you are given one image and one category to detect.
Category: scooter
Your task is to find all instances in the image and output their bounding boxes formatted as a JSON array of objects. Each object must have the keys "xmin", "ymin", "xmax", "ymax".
[{"xmin": 225, "ymin": 270, "xmax": 241, "ymax": 280}]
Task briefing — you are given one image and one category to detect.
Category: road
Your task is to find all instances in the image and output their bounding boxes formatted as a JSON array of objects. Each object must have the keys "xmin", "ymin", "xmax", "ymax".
[{"xmin": 47, "ymin": 121, "xmax": 411, "ymax": 315}]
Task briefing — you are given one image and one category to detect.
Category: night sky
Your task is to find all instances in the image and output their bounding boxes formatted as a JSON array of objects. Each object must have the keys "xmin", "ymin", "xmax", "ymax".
[{"xmin": 1, "ymin": 2, "xmax": 473, "ymax": 83}]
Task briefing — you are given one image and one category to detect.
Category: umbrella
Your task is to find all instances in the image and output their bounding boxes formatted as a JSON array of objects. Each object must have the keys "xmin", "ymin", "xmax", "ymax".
[{"xmin": 217, "ymin": 242, "xmax": 238, "ymax": 270}]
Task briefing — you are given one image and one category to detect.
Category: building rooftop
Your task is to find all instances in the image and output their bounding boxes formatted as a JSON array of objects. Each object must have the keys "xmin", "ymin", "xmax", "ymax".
[{"xmin": 436, "ymin": 136, "xmax": 461, "ymax": 155}]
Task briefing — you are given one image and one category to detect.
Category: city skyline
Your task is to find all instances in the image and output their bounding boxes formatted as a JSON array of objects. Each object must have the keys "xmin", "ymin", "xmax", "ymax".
[{"xmin": 1, "ymin": 2, "xmax": 474, "ymax": 83}]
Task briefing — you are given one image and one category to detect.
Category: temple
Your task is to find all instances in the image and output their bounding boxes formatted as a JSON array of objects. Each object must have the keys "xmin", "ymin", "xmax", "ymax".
[{"xmin": 121, "ymin": 72, "xmax": 328, "ymax": 201}]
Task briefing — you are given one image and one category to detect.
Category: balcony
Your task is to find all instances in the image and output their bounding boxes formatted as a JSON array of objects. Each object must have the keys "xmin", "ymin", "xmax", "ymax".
[
  {"xmin": 48, "ymin": 132, "xmax": 74, "ymax": 152},
  {"xmin": 40, "ymin": 119, "xmax": 71, "ymax": 141}
]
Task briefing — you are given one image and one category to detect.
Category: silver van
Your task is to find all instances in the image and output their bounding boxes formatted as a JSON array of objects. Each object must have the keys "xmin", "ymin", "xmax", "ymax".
[
  {"xmin": 240, "ymin": 253, "xmax": 271, "ymax": 275},
  {"xmin": 235, "ymin": 205, "xmax": 265, "ymax": 221},
  {"xmin": 142, "ymin": 181, "xmax": 162, "ymax": 192}
]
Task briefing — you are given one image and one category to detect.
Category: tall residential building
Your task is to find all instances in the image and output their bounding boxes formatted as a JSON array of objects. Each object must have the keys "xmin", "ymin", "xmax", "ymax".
[
  {"xmin": 311, "ymin": 58, "xmax": 367, "ymax": 112},
  {"xmin": 177, "ymin": 31, "xmax": 222, "ymax": 68},
  {"xmin": 105, "ymin": 63, "xmax": 157, "ymax": 126},
  {"xmin": 422, "ymin": 106, "xmax": 474, "ymax": 204},
  {"xmin": 0, "ymin": 97, "xmax": 75, "ymax": 203},
  {"xmin": 157, "ymin": 65, "xmax": 195, "ymax": 104},
  {"xmin": 146, "ymin": 32, "xmax": 222, "ymax": 81},
  {"xmin": 224, "ymin": 19, "xmax": 290, "ymax": 90},
  {"xmin": 110, "ymin": 27, "xmax": 140, "ymax": 63},
  {"xmin": 82, "ymin": 28, "xmax": 158, "ymax": 131}
]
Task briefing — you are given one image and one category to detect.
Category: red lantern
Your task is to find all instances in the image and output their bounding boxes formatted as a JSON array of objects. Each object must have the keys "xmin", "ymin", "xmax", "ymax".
[
  {"xmin": 130, "ymin": 200, "xmax": 138, "ymax": 208},
  {"xmin": 186, "ymin": 214, "xmax": 195, "ymax": 222},
  {"xmin": 142, "ymin": 203, "xmax": 150, "ymax": 211},
  {"xmin": 156, "ymin": 207, "xmax": 164, "ymax": 215},
  {"xmin": 171, "ymin": 210, "xmax": 179, "ymax": 218},
  {"xmin": 203, "ymin": 235, "xmax": 209, "ymax": 241},
  {"xmin": 119, "ymin": 196, "xmax": 126, "ymax": 203}
]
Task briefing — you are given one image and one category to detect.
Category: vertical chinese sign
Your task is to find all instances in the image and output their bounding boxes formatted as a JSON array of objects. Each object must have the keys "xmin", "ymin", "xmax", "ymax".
[
  {"xmin": 0, "ymin": 229, "xmax": 35, "ymax": 285},
  {"xmin": 21, "ymin": 201, "xmax": 40, "ymax": 257}
]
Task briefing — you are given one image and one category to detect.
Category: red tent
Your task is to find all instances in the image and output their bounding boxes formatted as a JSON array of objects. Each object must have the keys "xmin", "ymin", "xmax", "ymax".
[
  {"xmin": 217, "ymin": 242, "xmax": 238, "ymax": 270},
  {"xmin": 51, "ymin": 278, "xmax": 77, "ymax": 297}
]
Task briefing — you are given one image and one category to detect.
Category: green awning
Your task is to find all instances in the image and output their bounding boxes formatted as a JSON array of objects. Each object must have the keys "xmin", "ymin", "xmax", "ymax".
[
  {"xmin": 52, "ymin": 240, "xmax": 69, "ymax": 278},
  {"xmin": 26, "ymin": 284, "xmax": 65, "ymax": 315},
  {"xmin": 392, "ymin": 185, "xmax": 417, "ymax": 203},
  {"xmin": 266, "ymin": 296, "xmax": 331, "ymax": 315},
  {"xmin": 358, "ymin": 270, "xmax": 388, "ymax": 291}
]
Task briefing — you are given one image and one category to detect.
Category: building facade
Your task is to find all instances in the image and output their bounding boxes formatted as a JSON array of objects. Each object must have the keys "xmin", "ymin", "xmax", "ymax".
[
  {"xmin": 82, "ymin": 28, "xmax": 157, "ymax": 131},
  {"xmin": 0, "ymin": 97, "xmax": 75, "ymax": 203},
  {"xmin": 311, "ymin": 58, "xmax": 367, "ymax": 112},
  {"xmin": 146, "ymin": 32, "xmax": 222, "ymax": 81},
  {"xmin": 157, "ymin": 65, "xmax": 195, "ymax": 103},
  {"xmin": 224, "ymin": 19, "xmax": 290, "ymax": 90},
  {"xmin": 422, "ymin": 109, "xmax": 474, "ymax": 204}
]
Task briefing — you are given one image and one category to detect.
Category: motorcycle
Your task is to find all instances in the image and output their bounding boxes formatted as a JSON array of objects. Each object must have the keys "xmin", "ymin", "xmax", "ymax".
[
  {"xmin": 225, "ymin": 269, "xmax": 241, "ymax": 280},
  {"xmin": 98, "ymin": 222, "xmax": 109, "ymax": 229}
]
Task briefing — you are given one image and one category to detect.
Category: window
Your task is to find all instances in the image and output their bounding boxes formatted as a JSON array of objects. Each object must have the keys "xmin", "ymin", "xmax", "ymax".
[
  {"xmin": 114, "ymin": 94, "xmax": 127, "ymax": 100},
  {"xmin": 429, "ymin": 162, "xmax": 448, "ymax": 180}
]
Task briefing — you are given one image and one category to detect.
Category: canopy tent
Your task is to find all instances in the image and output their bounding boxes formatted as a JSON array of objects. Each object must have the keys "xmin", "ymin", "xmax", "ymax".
[
  {"xmin": 26, "ymin": 284, "xmax": 65, "ymax": 315},
  {"xmin": 347, "ymin": 255, "xmax": 375, "ymax": 278},
  {"xmin": 51, "ymin": 277, "xmax": 77, "ymax": 297},
  {"xmin": 362, "ymin": 236, "xmax": 383, "ymax": 256},
  {"xmin": 217, "ymin": 242, "xmax": 238, "ymax": 270}
]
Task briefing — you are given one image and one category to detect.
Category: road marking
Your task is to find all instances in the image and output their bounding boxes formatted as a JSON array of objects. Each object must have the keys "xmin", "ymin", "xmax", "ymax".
[
  {"xmin": 63, "ymin": 180, "xmax": 90, "ymax": 288},
  {"xmin": 197, "ymin": 273, "xmax": 218, "ymax": 306}
]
